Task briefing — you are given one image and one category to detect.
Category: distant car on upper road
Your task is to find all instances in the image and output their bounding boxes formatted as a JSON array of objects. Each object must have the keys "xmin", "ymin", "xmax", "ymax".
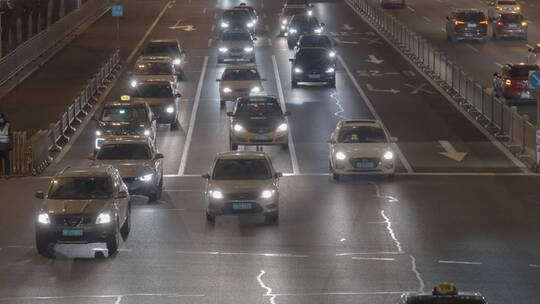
[
  {"xmin": 487, "ymin": 0, "xmax": 521, "ymax": 20},
  {"xmin": 328, "ymin": 119, "xmax": 396, "ymax": 180},
  {"xmin": 227, "ymin": 96, "xmax": 290, "ymax": 150},
  {"xmin": 217, "ymin": 30, "xmax": 256, "ymax": 64},
  {"xmin": 202, "ymin": 151, "xmax": 281, "ymax": 224},
  {"xmin": 401, "ymin": 283, "xmax": 488, "ymax": 304},
  {"xmin": 279, "ymin": 4, "xmax": 312, "ymax": 35},
  {"xmin": 140, "ymin": 39, "xmax": 186, "ymax": 68},
  {"xmin": 217, "ymin": 65, "xmax": 266, "ymax": 108},
  {"xmin": 290, "ymin": 47, "xmax": 336, "ymax": 88},
  {"xmin": 493, "ymin": 63, "xmax": 538, "ymax": 101},
  {"xmin": 379, "ymin": 0, "xmax": 405, "ymax": 9},
  {"xmin": 220, "ymin": 8, "xmax": 256, "ymax": 35},
  {"xmin": 492, "ymin": 12, "xmax": 528, "ymax": 40},
  {"xmin": 35, "ymin": 165, "xmax": 131, "ymax": 256},
  {"xmin": 445, "ymin": 9, "xmax": 488, "ymax": 42},
  {"xmin": 285, "ymin": 15, "xmax": 324, "ymax": 49}
]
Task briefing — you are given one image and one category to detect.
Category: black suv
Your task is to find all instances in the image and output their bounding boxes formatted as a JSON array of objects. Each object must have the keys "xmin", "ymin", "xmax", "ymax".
[
  {"xmin": 445, "ymin": 9, "xmax": 488, "ymax": 42},
  {"xmin": 220, "ymin": 9, "xmax": 256, "ymax": 34},
  {"xmin": 286, "ymin": 15, "xmax": 324, "ymax": 48},
  {"xmin": 290, "ymin": 47, "xmax": 336, "ymax": 88},
  {"xmin": 35, "ymin": 165, "xmax": 131, "ymax": 257},
  {"xmin": 295, "ymin": 34, "xmax": 336, "ymax": 61}
]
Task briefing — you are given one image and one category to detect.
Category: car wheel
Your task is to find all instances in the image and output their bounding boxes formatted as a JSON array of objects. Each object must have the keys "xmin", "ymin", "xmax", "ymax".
[
  {"xmin": 120, "ymin": 204, "xmax": 131, "ymax": 240},
  {"xmin": 282, "ymin": 143, "xmax": 289, "ymax": 150},
  {"xmin": 332, "ymin": 173, "xmax": 341, "ymax": 181},
  {"xmin": 264, "ymin": 212, "xmax": 279, "ymax": 224},
  {"xmin": 106, "ymin": 220, "xmax": 120, "ymax": 255},
  {"xmin": 291, "ymin": 80, "xmax": 298, "ymax": 88},
  {"xmin": 206, "ymin": 211, "xmax": 216, "ymax": 223},
  {"xmin": 36, "ymin": 234, "xmax": 50, "ymax": 256},
  {"xmin": 220, "ymin": 100, "xmax": 226, "ymax": 108},
  {"xmin": 149, "ymin": 178, "xmax": 163, "ymax": 202}
]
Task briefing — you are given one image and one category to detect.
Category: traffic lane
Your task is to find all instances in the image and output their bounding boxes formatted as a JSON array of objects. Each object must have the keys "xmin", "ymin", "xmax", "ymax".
[
  {"xmin": 0, "ymin": 0, "xmax": 171, "ymax": 134},
  {"xmin": 319, "ymin": 1, "xmax": 523, "ymax": 172}
]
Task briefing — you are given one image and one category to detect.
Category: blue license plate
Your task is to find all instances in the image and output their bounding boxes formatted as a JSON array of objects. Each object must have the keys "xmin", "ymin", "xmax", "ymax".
[
  {"xmin": 356, "ymin": 162, "xmax": 374, "ymax": 168},
  {"xmin": 308, "ymin": 74, "xmax": 321, "ymax": 79},
  {"xmin": 232, "ymin": 202, "xmax": 252, "ymax": 210},
  {"xmin": 62, "ymin": 229, "xmax": 83, "ymax": 236}
]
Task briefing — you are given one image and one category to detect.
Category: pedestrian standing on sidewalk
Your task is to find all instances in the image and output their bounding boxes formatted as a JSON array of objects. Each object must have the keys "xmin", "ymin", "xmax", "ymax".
[{"xmin": 0, "ymin": 113, "xmax": 13, "ymax": 178}]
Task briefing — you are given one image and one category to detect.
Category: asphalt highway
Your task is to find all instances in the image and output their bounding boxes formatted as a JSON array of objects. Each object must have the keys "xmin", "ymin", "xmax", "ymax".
[{"xmin": 0, "ymin": 0, "xmax": 539, "ymax": 303}]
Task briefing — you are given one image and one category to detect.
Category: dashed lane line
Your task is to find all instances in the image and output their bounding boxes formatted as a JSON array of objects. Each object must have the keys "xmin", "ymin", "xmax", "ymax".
[
  {"xmin": 439, "ymin": 260, "xmax": 483, "ymax": 265},
  {"xmin": 0, "ymin": 293, "xmax": 205, "ymax": 302},
  {"xmin": 352, "ymin": 257, "xmax": 395, "ymax": 261},
  {"xmin": 422, "ymin": 16, "xmax": 432, "ymax": 23},
  {"xmin": 466, "ymin": 44, "xmax": 479, "ymax": 52}
]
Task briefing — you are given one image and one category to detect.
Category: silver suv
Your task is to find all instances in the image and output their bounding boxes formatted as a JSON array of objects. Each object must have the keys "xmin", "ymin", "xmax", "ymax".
[
  {"xmin": 217, "ymin": 30, "xmax": 256, "ymax": 64},
  {"xmin": 34, "ymin": 165, "xmax": 131, "ymax": 257},
  {"xmin": 202, "ymin": 151, "xmax": 282, "ymax": 224},
  {"xmin": 90, "ymin": 136, "xmax": 164, "ymax": 202}
]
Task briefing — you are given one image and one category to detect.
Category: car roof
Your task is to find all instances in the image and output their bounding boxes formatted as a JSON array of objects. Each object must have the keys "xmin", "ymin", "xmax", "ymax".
[
  {"xmin": 56, "ymin": 165, "xmax": 114, "ymax": 178},
  {"xmin": 216, "ymin": 151, "xmax": 268, "ymax": 159},
  {"xmin": 339, "ymin": 119, "xmax": 381, "ymax": 127},
  {"xmin": 136, "ymin": 56, "xmax": 171, "ymax": 63},
  {"xmin": 132, "ymin": 79, "xmax": 171, "ymax": 85},
  {"xmin": 283, "ymin": 4, "xmax": 309, "ymax": 9},
  {"xmin": 237, "ymin": 95, "xmax": 278, "ymax": 103},
  {"xmin": 147, "ymin": 39, "xmax": 179, "ymax": 44},
  {"xmin": 297, "ymin": 46, "xmax": 330, "ymax": 53},
  {"xmin": 222, "ymin": 29, "xmax": 252, "ymax": 35},
  {"xmin": 506, "ymin": 63, "xmax": 539, "ymax": 69},
  {"xmin": 103, "ymin": 102, "xmax": 147, "ymax": 107},
  {"xmin": 404, "ymin": 294, "xmax": 486, "ymax": 304},
  {"xmin": 224, "ymin": 65, "xmax": 258, "ymax": 70},
  {"xmin": 100, "ymin": 136, "xmax": 151, "ymax": 146},
  {"xmin": 453, "ymin": 8, "xmax": 484, "ymax": 13}
]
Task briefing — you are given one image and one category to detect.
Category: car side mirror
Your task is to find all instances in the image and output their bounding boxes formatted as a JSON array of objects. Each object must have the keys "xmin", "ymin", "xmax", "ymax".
[
  {"xmin": 117, "ymin": 191, "xmax": 128, "ymax": 199},
  {"xmin": 87, "ymin": 153, "xmax": 96, "ymax": 161},
  {"xmin": 284, "ymin": 111, "xmax": 291, "ymax": 116},
  {"xmin": 155, "ymin": 153, "xmax": 164, "ymax": 159},
  {"xmin": 35, "ymin": 191, "xmax": 44, "ymax": 199},
  {"xmin": 289, "ymin": 58, "xmax": 294, "ymax": 62},
  {"xmin": 175, "ymin": 93, "xmax": 181, "ymax": 98},
  {"xmin": 493, "ymin": 72, "xmax": 499, "ymax": 77},
  {"xmin": 390, "ymin": 137, "xmax": 398, "ymax": 143},
  {"xmin": 227, "ymin": 111, "xmax": 234, "ymax": 116},
  {"xmin": 261, "ymin": 78, "xmax": 267, "ymax": 81},
  {"xmin": 216, "ymin": 78, "xmax": 221, "ymax": 82},
  {"xmin": 529, "ymin": 48, "xmax": 533, "ymax": 52},
  {"xmin": 327, "ymin": 138, "xmax": 336, "ymax": 144},
  {"xmin": 274, "ymin": 172, "xmax": 283, "ymax": 178},
  {"xmin": 320, "ymin": 22, "xmax": 325, "ymax": 27},
  {"xmin": 253, "ymin": 37, "xmax": 258, "ymax": 41},
  {"xmin": 201, "ymin": 173, "xmax": 210, "ymax": 179}
]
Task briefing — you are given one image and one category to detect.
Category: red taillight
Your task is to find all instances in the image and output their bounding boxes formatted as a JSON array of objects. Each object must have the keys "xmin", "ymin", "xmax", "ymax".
[{"xmin": 505, "ymin": 79, "xmax": 512, "ymax": 86}]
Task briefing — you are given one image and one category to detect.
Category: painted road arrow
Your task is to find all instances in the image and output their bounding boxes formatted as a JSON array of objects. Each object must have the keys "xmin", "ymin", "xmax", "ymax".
[
  {"xmin": 343, "ymin": 24, "xmax": 354, "ymax": 31},
  {"xmin": 439, "ymin": 140, "xmax": 467, "ymax": 162},
  {"xmin": 333, "ymin": 37, "xmax": 359, "ymax": 45},
  {"xmin": 365, "ymin": 83, "xmax": 399, "ymax": 94},
  {"xmin": 366, "ymin": 55, "xmax": 384, "ymax": 64}
]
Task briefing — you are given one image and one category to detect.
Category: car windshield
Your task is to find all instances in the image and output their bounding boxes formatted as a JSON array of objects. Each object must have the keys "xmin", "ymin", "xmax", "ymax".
[
  {"xmin": 508, "ymin": 66, "xmax": 536, "ymax": 77},
  {"xmin": 299, "ymin": 36, "xmax": 331, "ymax": 48},
  {"xmin": 131, "ymin": 83, "xmax": 173, "ymax": 98},
  {"xmin": 498, "ymin": 0, "xmax": 517, "ymax": 5},
  {"xmin": 406, "ymin": 297, "xmax": 487, "ymax": 304},
  {"xmin": 338, "ymin": 126, "xmax": 387, "ymax": 143},
  {"xmin": 223, "ymin": 10, "xmax": 251, "ymax": 21},
  {"xmin": 48, "ymin": 177, "xmax": 112, "ymax": 199},
  {"xmin": 143, "ymin": 43, "xmax": 177, "ymax": 55},
  {"xmin": 213, "ymin": 159, "xmax": 271, "ymax": 180},
  {"xmin": 236, "ymin": 99, "xmax": 282, "ymax": 116},
  {"xmin": 133, "ymin": 62, "xmax": 171, "ymax": 75},
  {"xmin": 222, "ymin": 69, "xmax": 260, "ymax": 81},
  {"xmin": 222, "ymin": 32, "xmax": 251, "ymax": 41},
  {"xmin": 500, "ymin": 14, "xmax": 523, "ymax": 23},
  {"xmin": 97, "ymin": 144, "xmax": 151, "ymax": 160},
  {"xmin": 291, "ymin": 16, "xmax": 319, "ymax": 28},
  {"xmin": 101, "ymin": 107, "xmax": 148, "ymax": 123},
  {"xmin": 456, "ymin": 12, "xmax": 485, "ymax": 21},
  {"xmin": 284, "ymin": 8, "xmax": 307, "ymax": 16},
  {"xmin": 296, "ymin": 49, "xmax": 332, "ymax": 64}
]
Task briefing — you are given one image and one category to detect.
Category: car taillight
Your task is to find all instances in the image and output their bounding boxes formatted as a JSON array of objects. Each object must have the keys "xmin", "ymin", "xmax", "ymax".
[
  {"xmin": 455, "ymin": 21, "xmax": 465, "ymax": 25},
  {"xmin": 521, "ymin": 22, "xmax": 528, "ymax": 26},
  {"xmin": 505, "ymin": 79, "xmax": 512, "ymax": 86},
  {"xmin": 480, "ymin": 20, "xmax": 488, "ymax": 25},
  {"xmin": 497, "ymin": 22, "xmax": 504, "ymax": 26}
]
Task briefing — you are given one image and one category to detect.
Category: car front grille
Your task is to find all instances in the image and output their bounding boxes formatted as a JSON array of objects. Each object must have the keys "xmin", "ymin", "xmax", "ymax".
[
  {"xmin": 226, "ymin": 192, "xmax": 259, "ymax": 200},
  {"xmin": 53, "ymin": 215, "xmax": 95, "ymax": 226}
]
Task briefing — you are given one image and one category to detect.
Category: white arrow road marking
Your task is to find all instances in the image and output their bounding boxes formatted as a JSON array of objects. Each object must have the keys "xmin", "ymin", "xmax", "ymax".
[
  {"xmin": 333, "ymin": 37, "xmax": 359, "ymax": 45},
  {"xmin": 343, "ymin": 24, "xmax": 354, "ymax": 30},
  {"xmin": 439, "ymin": 140, "xmax": 467, "ymax": 162},
  {"xmin": 367, "ymin": 55, "xmax": 384, "ymax": 64},
  {"xmin": 169, "ymin": 19, "xmax": 183, "ymax": 29},
  {"xmin": 404, "ymin": 83, "xmax": 434, "ymax": 95},
  {"xmin": 365, "ymin": 83, "xmax": 399, "ymax": 94},
  {"xmin": 170, "ymin": 25, "xmax": 196, "ymax": 31}
]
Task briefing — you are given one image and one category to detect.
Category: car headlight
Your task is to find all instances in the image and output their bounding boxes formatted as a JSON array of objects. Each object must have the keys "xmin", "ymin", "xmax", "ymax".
[
  {"xmin": 166, "ymin": 106, "xmax": 174, "ymax": 113},
  {"xmin": 335, "ymin": 151, "xmax": 347, "ymax": 160},
  {"xmin": 173, "ymin": 58, "xmax": 181, "ymax": 65},
  {"xmin": 38, "ymin": 213, "xmax": 50, "ymax": 224},
  {"xmin": 329, "ymin": 51, "xmax": 336, "ymax": 58},
  {"xmin": 308, "ymin": 10, "xmax": 313, "ymax": 16},
  {"xmin": 261, "ymin": 189, "xmax": 275, "ymax": 199},
  {"xmin": 251, "ymin": 86, "xmax": 261, "ymax": 93},
  {"xmin": 130, "ymin": 80, "xmax": 137, "ymax": 88},
  {"xmin": 277, "ymin": 123, "xmax": 288, "ymax": 132},
  {"xmin": 281, "ymin": 19, "xmax": 287, "ymax": 25},
  {"xmin": 294, "ymin": 67, "xmax": 303, "ymax": 74},
  {"xmin": 223, "ymin": 87, "xmax": 232, "ymax": 93},
  {"xmin": 247, "ymin": 22, "xmax": 254, "ymax": 28},
  {"xmin": 219, "ymin": 47, "xmax": 228, "ymax": 53},
  {"xmin": 143, "ymin": 129, "xmax": 151, "ymax": 136},
  {"xmin": 221, "ymin": 22, "xmax": 229, "ymax": 28},
  {"xmin": 326, "ymin": 67, "xmax": 335, "ymax": 73},
  {"xmin": 314, "ymin": 28, "xmax": 322, "ymax": 34},
  {"xmin": 289, "ymin": 28, "xmax": 297, "ymax": 33},
  {"xmin": 137, "ymin": 173, "xmax": 153, "ymax": 182},
  {"xmin": 233, "ymin": 124, "xmax": 244, "ymax": 132},
  {"xmin": 383, "ymin": 150, "xmax": 394, "ymax": 160},
  {"xmin": 516, "ymin": 6, "xmax": 520, "ymax": 10},
  {"xmin": 211, "ymin": 190, "xmax": 224, "ymax": 199},
  {"xmin": 96, "ymin": 212, "xmax": 111, "ymax": 224},
  {"xmin": 95, "ymin": 130, "xmax": 102, "ymax": 136},
  {"xmin": 244, "ymin": 47, "xmax": 254, "ymax": 52}
]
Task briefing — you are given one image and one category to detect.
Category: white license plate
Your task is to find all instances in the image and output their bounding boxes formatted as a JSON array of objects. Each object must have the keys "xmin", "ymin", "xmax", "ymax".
[
  {"xmin": 308, "ymin": 74, "xmax": 321, "ymax": 79},
  {"xmin": 62, "ymin": 229, "xmax": 83, "ymax": 236},
  {"xmin": 232, "ymin": 202, "xmax": 252, "ymax": 210},
  {"xmin": 509, "ymin": 24, "xmax": 517, "ymax": 28},
  {"xmin": 356, "ymin": 162, "xmax": 374, "ymax": 168},
  {"xmin": 467, "ymin": 24, "xmax": 477, "ymax": 28},
  {"xmin": 255, "ymin": 135, "xmax": 269, "ymax": 140}
]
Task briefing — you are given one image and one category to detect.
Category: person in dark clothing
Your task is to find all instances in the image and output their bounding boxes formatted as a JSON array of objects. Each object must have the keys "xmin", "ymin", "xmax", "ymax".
[{"xmin": 0, "ymin": 113, "xmax": 13, "ymax": 176}]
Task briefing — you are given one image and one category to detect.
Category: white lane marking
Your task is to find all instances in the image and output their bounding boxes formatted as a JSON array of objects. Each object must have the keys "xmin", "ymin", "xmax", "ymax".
[
  {"xmin": 410, "ymin": 255, "xmax": 426, "ymax": 293},
  {"xmin": 0, "ymin": 293, "xmax": 205, "ymax": 302},
  {"xmin": 214, "ymin": 12, "xmax": 217, "ymax": 19},
  {"xmin": 117, "ymin": 249, "xmax": 132, "ymax": 252},
  {"xmin": 330, "ymin": 91, "xmax": 348, "ymax": 119},
  {"xmin": 352, "ymin": 257, "xmax": 395, "ymax": 261},
  {"xmin": 495, "ymin": 62, "xmax": 503, "ymax": 68},
  {"xmin": 272, "ymin": 55, "xmax": 300, "ymax": 175},
  {"xmin": 336, "ymin": 252, "xmax": 403, "ymax": 256},
  {"xmin": 114, "ymin": 296, "xmax": 123, "ymax": 304},
  {"xmin": 338, "ymin": 55, "xmax": 414, "ymax": 173},
  {"xmin": 211, "ymin": 24, "xmax": 215, "ymax": 32},
  {"xmin": 440, "ymin": 27, "xmax": 446, "ymax": 32},
  {"xmin": 7, "ymin": 245, "xmax": 34, "ymax": 249},
  {"xmin": 178, "ymin": 56, "xmax": 209, "ymax": 176},
  {"xmin": 268, "ymin": 291, "xmax": 406, "ymax": 297},
  {"xmin": 127, "ymin": 1, "xmax": 173, "ymax": 63},
  {"xmin": 407, "ymin": 5, "xmax": 415, "ymax": 12},
  {"xmin": 526, "ymin": 43, "xmax": 534, "ymax": 49},
  {"xmin": 422, "ymin": 16, "xmax": 432, "ymax": 22},
  {"xmin": 176, "ymin": 250, "xmax": 220, "ymax": 255},
  {"xmin": 529, "ymin": 264, "xmax": 540, "ymax": 268},
  {"xmin": 380, "ymin": 210, "xmax": 403, "ymax": 253},
  {"xmin": 261, "ymin": 2, "xmax": 265, "ymax": 9},
  {"xmin": 257, "ymin": 270, "xmax": 277, "ymax": 304},
  {"xmin": 203, "ymin": 7, "xmax": 207, "ymax": 14},
  {"xmin": 137, "ymin": 208, "xmax": 185, "ymax": 211},
  {"xmin": 263, "ymin": 13, "xmax": 267, "ymax": 19},
  {"xmin": 439, "ymin": 260, "xmax": 483, "ymax": 265},
  {"xmin": 177, "ymin": 250, "xmax": 308, "ymax": 258},
  {"xmin": 208, "ymin": 38, "xmax": 212, "ymax": 47},
  {"xmin": 268, "ymin": 37, "xmax": 273, "ymax": 46},
  {"xmin": 343, "ymin": 0, "xmax": 528, "ymax": 172},
  {"xmin": 466, "ymin": 44, "xmax": 479, "ymax": 52}
]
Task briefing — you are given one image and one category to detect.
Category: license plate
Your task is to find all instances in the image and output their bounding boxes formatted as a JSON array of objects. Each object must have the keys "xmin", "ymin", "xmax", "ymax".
[
  {"xmin": 62, "ymin": 229, "xmax": 83, "ymax": 236},
  {"xmin": 509, "ymin": 24, "xmax": 517, "ymax": 28},
  {"xmin": 232, "ymin": 202, "xmax": 252, "ymax": 210},
  {"xmin": 308, "ymin": 74, "xmax": 321, "ymax": 79},
  {"xmin": 356, "ymin": 162, "xmax": 374, "ymax": 168},
  {"xmin": 467, "ymin": 24, "xmax": 477, "ymax": 28},
  {"xmin": 255, "ymin": 134, "xmax": 269, "ymax": 140}
]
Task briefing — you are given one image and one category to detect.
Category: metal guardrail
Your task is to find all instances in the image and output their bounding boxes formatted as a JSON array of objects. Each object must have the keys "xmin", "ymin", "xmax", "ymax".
[
  {"xmin": 7, "ymin": 50, "xmax": 121, "ymax": 176},
  {"xmin": 345, "ymin": 0, "xmax": 537, "ymax": 167},
  {"xmin": 0, "ymin": 0, "xmax": 112, "ymax": 87}
]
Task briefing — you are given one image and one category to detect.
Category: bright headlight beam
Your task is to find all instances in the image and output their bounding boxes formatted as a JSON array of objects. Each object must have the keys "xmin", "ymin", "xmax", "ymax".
[
  {"xmin": 383, "ymin": 151, "xmax": 394, "ymax": 160},
  {"xmin": 244, "ymin": 47, "xmax": 254, "ymax": 52},
  {"xmin": 166, "ymin": 106, "xmax": 174, "ymax": 113},
  {"xmin": 211, "ymin": 190, "xmax": 224, "ymax": 199},
  {"xmin": 251, "ymin": 86, "xmax": 261, "ymax": 93},
  {"xmin": 335, "ymin": 151, "xmax": 347, "ymax": 160},
  {"xmin": 138, "ymin": 173, "xmax": 153, "ymax": 182},
  {"xmin": 96, "ymin": 212, "xmax": 111, "ymax": 224},
  {"xmin": 223, "ymin": 87, "xmax": 232, "ymax": 93},
  {"xmin": 277, "ymin": 123, "xmax": 288, "ymax": 132},
  {"xmin": 38, "ymin": 213, "xmax": 50, "ymax": 224},
  {"xmin": 294, "ymin": 67, "xmax": 303, "ymax": 74},
  {"xmin": 261, "ymin": 190, "xmax": 274, "ymax": 199},
  {"xmin": 219, "ymin": 47, "xmax": 228, "ymax": 53},
  {"xmin": 233, "ymin": 124, "xmax": 244, "ymax": 132}
]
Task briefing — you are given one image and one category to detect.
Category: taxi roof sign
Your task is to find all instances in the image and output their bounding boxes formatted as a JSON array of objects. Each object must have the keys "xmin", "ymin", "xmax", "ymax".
[
  {"xmin": 121, "ymin": 95, "xmax": 131, "ymax": 101},
  {"xmin": 433, "ymin": 283, "xmax": 458, "ymax": 296}
]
